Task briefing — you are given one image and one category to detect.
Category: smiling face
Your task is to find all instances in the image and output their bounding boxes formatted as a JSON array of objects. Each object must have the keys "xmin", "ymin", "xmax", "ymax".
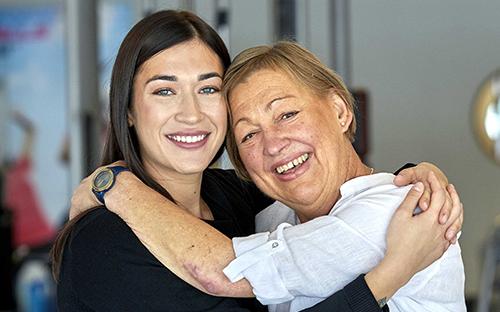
[
  {"xmin": 129, "ymin": 39, "xmax": 227, "ymax": 179},
  {"xmin": 230, "ymin": 69, "xmax": 358, "ymax": 221}
]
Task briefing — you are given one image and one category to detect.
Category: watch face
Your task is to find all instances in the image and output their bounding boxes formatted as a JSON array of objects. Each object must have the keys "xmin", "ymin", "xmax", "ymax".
[{"xmin": 93, "ymin": 168, "xmax": 114, "ymax": 192}]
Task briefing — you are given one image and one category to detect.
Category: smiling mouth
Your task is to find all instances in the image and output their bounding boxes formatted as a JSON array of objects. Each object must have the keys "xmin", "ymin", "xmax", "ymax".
[
  {"xmin": 275, "ymin": 153, "xmax": 309, "ymax": 174},
  {"xmin": 166, "ymin": 134, "xmax": 208, "ymax": 143}
]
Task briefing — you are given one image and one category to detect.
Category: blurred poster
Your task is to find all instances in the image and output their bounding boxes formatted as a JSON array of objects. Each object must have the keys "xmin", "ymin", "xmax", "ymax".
[
  {"xmin": 0, "ymin": 3, "xmax": 134, "ymax": 244},
  {"xmin": 0, "ymin": 5, "xmax": 66, "ymax": 246}
]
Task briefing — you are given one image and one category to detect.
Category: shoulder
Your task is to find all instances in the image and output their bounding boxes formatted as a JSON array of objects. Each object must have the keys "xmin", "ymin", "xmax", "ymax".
[
  {"xmin": 70, "ymin": 207, "xmax": 130, "ymax": 244},
  {"xmin": 59, "ymin": 208, "xmax": 164, "ymax": 310},
  {"xmin": 61, "ymin": 208, "xmax": 151, "ymax": 290},
  {"xmin": 334, "ymin": 173, "xmax": 412, "ymax": 216},
  {"xmin": 329, "ymin": 173, "xmax": 414, "ymax": 247},
  {"xmin": 65, "ymin": 207, "xmax": 142, "ymax": 266}
]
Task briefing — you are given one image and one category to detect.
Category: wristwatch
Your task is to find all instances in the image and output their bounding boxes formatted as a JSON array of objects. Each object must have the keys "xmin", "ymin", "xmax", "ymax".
[{"xmin": 91, "ymin": 166, "xmax": 129, "ymax": 205}]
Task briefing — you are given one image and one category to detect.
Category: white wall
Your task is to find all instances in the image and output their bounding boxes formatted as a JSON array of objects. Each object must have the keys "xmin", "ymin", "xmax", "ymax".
[
  {"xmin": 350, "ymin": 0, "xmax": 500, "ymax": 296},
  {"xmin": 228, "ymin": 0, "xmax": 274, "ymax": 56}
]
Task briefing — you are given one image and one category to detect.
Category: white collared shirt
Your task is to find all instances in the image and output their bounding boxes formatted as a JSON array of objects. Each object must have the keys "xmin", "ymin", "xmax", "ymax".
[{"xmin": 223, "ymin": 173, "xmax": 466, "ymax": 312}]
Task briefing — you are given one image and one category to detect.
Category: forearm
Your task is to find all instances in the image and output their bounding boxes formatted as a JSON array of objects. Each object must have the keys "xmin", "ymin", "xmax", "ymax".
[{"xmin": 105, "ymin": 172, "xmax": 253, "ymax": 297}]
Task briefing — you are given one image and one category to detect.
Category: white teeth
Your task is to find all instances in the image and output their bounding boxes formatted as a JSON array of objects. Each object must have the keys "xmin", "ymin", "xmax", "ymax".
[
  {"xmin": 168, "ymin": 134, "xmax": 207, "ymax": 143},
  {"xmin": 275, "ymin": 153, "xmax": 309, "ymax": 174}
]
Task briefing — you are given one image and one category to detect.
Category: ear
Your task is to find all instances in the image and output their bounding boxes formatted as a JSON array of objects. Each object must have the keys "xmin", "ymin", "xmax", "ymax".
[
  {"xmin": 328, "ymin": 89, "xmax": 353, "ymax": 133},
  {"xmin": 127, "ymin": 110, "xmax": 135, "ymax": 127}
]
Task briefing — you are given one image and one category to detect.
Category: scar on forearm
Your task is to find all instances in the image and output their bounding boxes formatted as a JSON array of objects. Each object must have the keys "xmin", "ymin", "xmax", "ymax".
[{"xmin": 184, "ymin": 262, "xmax": 220, "ymax": 294}]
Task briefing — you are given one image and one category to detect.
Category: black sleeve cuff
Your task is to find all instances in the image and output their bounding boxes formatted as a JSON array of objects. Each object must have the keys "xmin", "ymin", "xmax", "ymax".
[
  {"xmin": 344, "ymin": 274, "xmax": 388, "ymax": 312},
  {"xmin": 393, "ymin": 162, "xmax": 416, "ymax": 176}
]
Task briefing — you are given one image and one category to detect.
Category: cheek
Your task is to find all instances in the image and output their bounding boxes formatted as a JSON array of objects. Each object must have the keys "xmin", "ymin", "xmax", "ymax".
[
  {"xmin": 290, "ymin": 120, "xmax": 319, "ymax": 143},
  {"xmin": 238, "ymin": 146, "xmax": 260, "ymax": 174},
  {"xmin": 133, "ymin": 96, "xmax": 159, "ymax": 124},
  {"xmin": 135, "ymin": 108, "xmax": 162, "ymax": 135},
  {"xmin": 206, "ymin": 103, "xmax": 228, "ymax": 129},
  {"xmin": 217, "ymin": 111, "xmax": 228, "ymax": 133}
]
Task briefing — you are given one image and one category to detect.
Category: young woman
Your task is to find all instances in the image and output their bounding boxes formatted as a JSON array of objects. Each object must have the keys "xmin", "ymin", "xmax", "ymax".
[{"xmin": 53, "ymin": 10, "xmax": 462, "ymax": 311}]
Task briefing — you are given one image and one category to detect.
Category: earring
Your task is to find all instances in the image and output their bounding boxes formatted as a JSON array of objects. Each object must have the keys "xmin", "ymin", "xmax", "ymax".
[{"xmin": 340, "ymin": 121, "xmax": 346, "ymax": 127}]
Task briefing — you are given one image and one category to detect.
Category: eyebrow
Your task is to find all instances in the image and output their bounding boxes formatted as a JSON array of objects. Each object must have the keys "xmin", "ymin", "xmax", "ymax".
[
  {"xmin": 198, "ymin": 72, "xmax": 222, "ymax": 81},
  {"xmin": 233, "ymin": 117, "xmax": 251, "ymax": 130},
  {"xmin": 233, "ymin": 95, "xmax": 295, "ymax": 129},
  {"xmin": 145, "ymin": 72, "xmax": 222, "ymax": 85},
  {"xmin": 145, "ymin": 75, "xmax": 176, "ymax": 85},
  {"xmin": 265, "ymin": 95, "xmax": 294, "ymax": 111}
]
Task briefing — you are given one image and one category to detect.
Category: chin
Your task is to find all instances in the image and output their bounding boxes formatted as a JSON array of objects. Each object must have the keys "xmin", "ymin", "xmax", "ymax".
[
  {"xmin": 282, "ymin": 187, "xmax": 322, "ymax": 207},
  {"xmin": 177, "ymin": 160, "xmax": 213, "ymax": 174},
  {"xmin": 177, "ymin": 165, "xmax": 209, "ymax": 174}
]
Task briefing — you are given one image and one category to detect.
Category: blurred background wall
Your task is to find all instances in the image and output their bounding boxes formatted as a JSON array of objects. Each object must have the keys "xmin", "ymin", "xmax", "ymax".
[
  {"xmin": 349, "ymin": 0, "xmax": 500, "ymax": 302},
  {"xmin": 0, "ymin": 0, "xmax": 498, "ymax": 311}
]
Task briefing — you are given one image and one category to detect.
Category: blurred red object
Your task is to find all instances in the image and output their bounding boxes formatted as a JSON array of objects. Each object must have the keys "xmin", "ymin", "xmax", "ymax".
[{"xmin": 4, "ymin": 156, "xmax": 55, "ymax": 247}]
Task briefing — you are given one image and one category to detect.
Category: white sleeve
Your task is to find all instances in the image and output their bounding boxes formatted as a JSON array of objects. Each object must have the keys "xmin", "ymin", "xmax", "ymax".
[{"xmin": 223, "ymin": 215, "xmax": 386, "ymax": 305}]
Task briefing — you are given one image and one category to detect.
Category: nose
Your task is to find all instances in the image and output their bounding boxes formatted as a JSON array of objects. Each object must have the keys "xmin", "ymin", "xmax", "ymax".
[
  {"xmin": 262, "ymin": 127, "xmax": 290, "ymax": 156},
  {"xmin": 175, "ymin": 94, "xmax": 203, "ymax": 124}
]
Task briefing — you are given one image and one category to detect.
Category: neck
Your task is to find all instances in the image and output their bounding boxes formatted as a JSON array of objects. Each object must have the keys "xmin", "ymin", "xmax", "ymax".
[
  {"xmin": 143, "ymin": 161, "xmax": 211, "ymax": 219},
  {"xmin": 347, "ymin": 152, "xmax": 373, "ymax": 180}
]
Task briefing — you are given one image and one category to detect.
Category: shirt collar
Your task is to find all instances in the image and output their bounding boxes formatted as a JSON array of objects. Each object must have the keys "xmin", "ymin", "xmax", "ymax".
[{"xmin": 338, "ymin": 172, "xmax": 395, "ymax": 199}]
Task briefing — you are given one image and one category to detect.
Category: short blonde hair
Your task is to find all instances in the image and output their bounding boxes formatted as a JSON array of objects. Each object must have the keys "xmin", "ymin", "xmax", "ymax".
[{"xmin": 224, "ymin": 41, "xmax": 356, "ymax": 181}]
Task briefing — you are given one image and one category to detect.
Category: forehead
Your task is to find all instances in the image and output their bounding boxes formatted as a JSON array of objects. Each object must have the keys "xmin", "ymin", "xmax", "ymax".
[
  {"xmin": 138, "ymin": 39, "xmax": 223, "ymax": 77},
  {"xmin": 229, "ymin": 69, "xmax": 306, "ymax": 106}
]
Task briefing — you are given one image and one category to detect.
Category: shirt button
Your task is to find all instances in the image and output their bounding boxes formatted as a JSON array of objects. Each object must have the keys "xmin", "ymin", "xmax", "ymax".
[{"xmin": 272, "ymin": 242, "xmax": 279, "ymax": 248}]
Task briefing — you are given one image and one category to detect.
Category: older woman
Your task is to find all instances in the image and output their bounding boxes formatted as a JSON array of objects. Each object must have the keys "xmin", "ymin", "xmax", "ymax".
[
  {"xmin": 69, "ymin": 38, "xmax": 463, "ymax": 311},
  {"xmin": 220, "ymin": 41, "xmax": 465, "ymax": 311}
]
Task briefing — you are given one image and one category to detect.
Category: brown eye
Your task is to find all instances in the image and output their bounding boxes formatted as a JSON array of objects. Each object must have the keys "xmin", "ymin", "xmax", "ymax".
[
  {"xmin": 281, "ymin": 111, "xmax": 298, "ymax": 120},
  {"xmin": 241, "ymin": 132, "xmax": 256, "ymax": 143}
]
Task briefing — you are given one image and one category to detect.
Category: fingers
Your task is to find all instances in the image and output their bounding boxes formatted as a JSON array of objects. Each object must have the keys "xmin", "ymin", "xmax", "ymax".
[
  {"xmin": 450, "ymin": 208, "xmax": 463, "ymax": 244},
  {"xmin": 112, "ymin": 160, "xmax": 127, "ymax": 167},
  {"xmin": 417, "ymin": 180, "xmax": 431, "ymax": 211},
  {"xmin": 394, "ymin": 167, "xmax": 431, "ymax": 211},
  {"xmin": 447, "ymin": 212, "xmax": 462, "ymax": 243},
  {"xmin": 444, "ymin": 184, "xmax": 463, "ymax": 241},
  {"xmin": 397, "ymin": 182, "xmax": 424, "ymax": 216},
  {"xmin": 441, "ymin": 183, "xmax": 458, "ymax": 225},
  {"xmin": 438, "ymin": 192, "xmax": 452, "ymax": 225},
  {"xmin": 428, "ymin": 161, "xmax": 449, "ymax": 186},
  {"xmin": 393, "ymin": 168, "xmax": 415, "ymax": 186},
  {"xmin": 425, "ymin": 172, "xmax": 447, "ymax": 217}
]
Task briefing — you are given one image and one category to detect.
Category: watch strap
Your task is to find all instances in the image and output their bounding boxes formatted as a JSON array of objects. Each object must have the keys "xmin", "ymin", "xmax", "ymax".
[{"xmin": 93, "ymin": 166, "xmax": 129, "ymax": 205}]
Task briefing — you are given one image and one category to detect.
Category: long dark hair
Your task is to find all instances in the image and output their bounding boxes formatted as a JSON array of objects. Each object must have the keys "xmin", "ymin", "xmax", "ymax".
[{"xmin": 51, "ymin": 10, "xmax": 231, "ymax": 280}]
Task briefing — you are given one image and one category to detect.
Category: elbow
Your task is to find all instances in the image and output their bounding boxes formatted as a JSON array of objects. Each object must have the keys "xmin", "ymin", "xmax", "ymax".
[
  {"xmin": 197, "ymin": 275, "xmax": 227, "ymax": 296},
  {"xmin": 183, "ymin": 262, "xmax": 227, "ymax": 296}
]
